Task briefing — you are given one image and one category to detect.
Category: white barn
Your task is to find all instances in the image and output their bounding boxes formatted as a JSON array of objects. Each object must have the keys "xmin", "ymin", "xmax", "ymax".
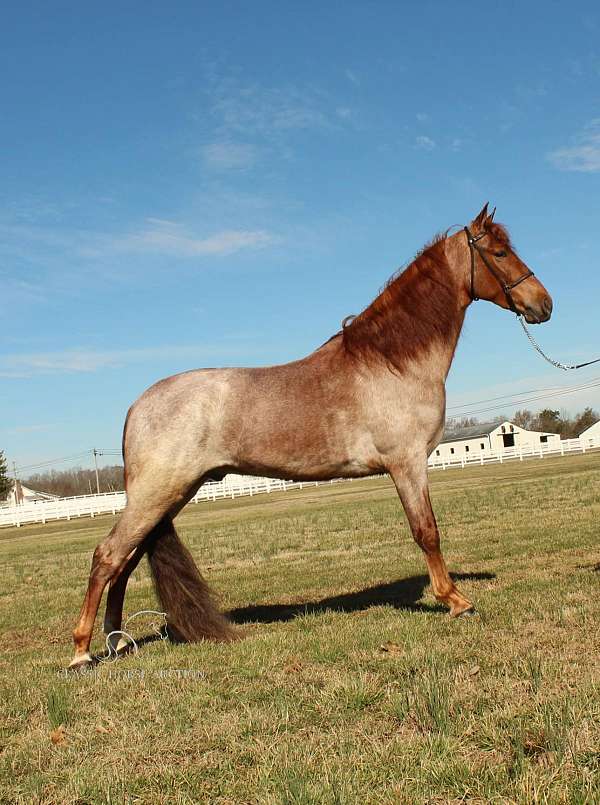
[
  {"xmin": 579, "ymin": 420, "xmax": 600, "ymax": 444},
  {"xmin": 432, "ymin": 420, "xmax": 561, "ymax": 462}
]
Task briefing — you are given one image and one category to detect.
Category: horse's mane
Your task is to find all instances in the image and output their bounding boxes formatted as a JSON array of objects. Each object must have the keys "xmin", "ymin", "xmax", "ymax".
[{"xmin": 340, "ymin": 232, "xmax": 463, "ymax": 370}]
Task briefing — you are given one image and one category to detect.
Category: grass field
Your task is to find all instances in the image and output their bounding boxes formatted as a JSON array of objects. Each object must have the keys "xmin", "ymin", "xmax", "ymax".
[{"xmin": 1, "ymin": 454, "xmax": 599, "ymax": 804}]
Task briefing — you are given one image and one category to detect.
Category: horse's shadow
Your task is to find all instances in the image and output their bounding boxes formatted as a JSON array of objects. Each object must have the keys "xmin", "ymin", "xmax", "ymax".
[
  {"xmin": 90, "ymin": 571, "xmax": 495, "ymax": 664},
  {"xmin": 227, "ymin": 571, "xmax": 495, "ymax": 624}
]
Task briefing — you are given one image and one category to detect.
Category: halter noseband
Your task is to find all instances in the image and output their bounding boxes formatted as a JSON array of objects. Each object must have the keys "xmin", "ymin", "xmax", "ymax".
[{"xmin": 464, "ymin": 226, "xmax": 534, "ymax": 314}]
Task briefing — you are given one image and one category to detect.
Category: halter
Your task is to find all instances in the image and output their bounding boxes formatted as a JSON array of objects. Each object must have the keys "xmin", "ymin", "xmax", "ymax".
[
  {"xmin": 464, "ymin": 225, "xmax": 600, "ymax": 370},
  {"xmin": 464, "ymin": 225, "xmax": 534, "ymax": 314}
]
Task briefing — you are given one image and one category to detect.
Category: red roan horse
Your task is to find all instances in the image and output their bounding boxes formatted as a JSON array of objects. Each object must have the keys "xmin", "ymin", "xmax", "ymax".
[{"xmin": 69, "ymin": 204, "xmax": 552, "ymax": 669}]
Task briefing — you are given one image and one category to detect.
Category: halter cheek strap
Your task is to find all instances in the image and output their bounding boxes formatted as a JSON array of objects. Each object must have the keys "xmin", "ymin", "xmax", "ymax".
[{"xmin": 464, "ymin": 226, "xmax": 534, "ymax": 314}]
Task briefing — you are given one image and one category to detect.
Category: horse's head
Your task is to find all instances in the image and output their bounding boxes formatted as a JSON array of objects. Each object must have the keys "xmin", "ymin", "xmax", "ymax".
[{"xmin": 465, "ymin": 203, "xmax": 552, "ymax": 323}]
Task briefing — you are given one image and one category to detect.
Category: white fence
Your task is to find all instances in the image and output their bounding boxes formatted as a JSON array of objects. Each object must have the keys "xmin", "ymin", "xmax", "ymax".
[
  {"xmin": 0, "ymin": 476, "xmax": 346, "ymax": 529},
  {"xmin": 1, "ymin": 435, "xmax": 598, "ymax": 529},
  {"xmin": 427, "ymin": 434, "xmax": 599, "ymax": 470}
]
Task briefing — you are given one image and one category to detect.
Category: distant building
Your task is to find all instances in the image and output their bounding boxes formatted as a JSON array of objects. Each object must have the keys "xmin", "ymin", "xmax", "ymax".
[
  {"xmin": 432, "ymin": 420, "xmax": 561, "ymax": 461},
  {"xmin": 579, "ymin": 420, "xmax": 600, "ymax": 443},
  {"xmin": 2, "ymin": 481, "xmax": 59, "ymax": 507}
]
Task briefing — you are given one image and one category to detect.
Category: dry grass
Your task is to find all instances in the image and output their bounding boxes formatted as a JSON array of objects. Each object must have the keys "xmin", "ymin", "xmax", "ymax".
[{"xmin": 0, "ymin": 454, "xmax": 599, "ymax": 804}]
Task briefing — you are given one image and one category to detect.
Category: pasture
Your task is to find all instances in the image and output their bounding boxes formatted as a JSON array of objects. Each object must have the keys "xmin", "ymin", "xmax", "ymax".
[{"xmin": 1, "ymin": 454, "xmax": 599, "ymax": 804}]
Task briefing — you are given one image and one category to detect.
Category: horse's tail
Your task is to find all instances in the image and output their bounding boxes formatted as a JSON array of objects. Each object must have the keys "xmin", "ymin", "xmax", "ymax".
[{"xmin": 146, "ymin": 518, "xmax": 236, "ymax": 643}]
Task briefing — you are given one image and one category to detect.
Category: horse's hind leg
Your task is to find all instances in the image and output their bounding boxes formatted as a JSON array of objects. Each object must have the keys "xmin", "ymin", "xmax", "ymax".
[
  {"xmin": 69, "ymin": 500, "xmax": 169, "ymax": 670},
  {"xmin": 389, "ymin": 456, "xmax": 474, "ymax": 617},
  {"xmin": 103, "ymin": 544, "xmax": 146, "ymax": 653},
  {"xmin": 101, "ymin": 474, "xmax": 229, "ymax": 653}
]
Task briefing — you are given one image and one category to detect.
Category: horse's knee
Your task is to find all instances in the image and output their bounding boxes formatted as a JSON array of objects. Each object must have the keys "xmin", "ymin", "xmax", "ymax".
[{"xmin": 414, "ymin": 525, "xmax": 440, "ymax": 554}]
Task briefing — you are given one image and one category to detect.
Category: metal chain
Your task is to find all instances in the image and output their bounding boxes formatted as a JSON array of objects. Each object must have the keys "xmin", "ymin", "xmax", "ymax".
[{"xmin": 517, "ymin": 316, "xmax": 600, "ymax": 371}]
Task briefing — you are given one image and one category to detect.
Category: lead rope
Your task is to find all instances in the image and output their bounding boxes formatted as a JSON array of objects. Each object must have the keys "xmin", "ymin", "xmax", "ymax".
[
  {"xmin": 517, "ymin": 315, "xmax": 600, "ymax": 371},
  {"xmin": 100, "ymin": 609, "xmax": 168, "ymax": 663}
]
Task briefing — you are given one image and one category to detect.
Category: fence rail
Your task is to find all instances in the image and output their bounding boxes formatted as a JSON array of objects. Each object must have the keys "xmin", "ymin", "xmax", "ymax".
[{"xmin": 2, "ymin": 435, "xmax": 598, "ymax": 529}]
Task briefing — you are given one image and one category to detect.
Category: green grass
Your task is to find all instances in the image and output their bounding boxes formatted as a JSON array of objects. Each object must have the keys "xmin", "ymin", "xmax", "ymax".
[{"xmin": 0, "ymin": 453, "xmax": 599, "ymax": 804}]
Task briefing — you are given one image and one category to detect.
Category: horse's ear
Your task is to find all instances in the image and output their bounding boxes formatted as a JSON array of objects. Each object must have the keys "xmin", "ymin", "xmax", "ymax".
[
  {"xmin": 472, "ymin": 202, "xmax": 489, "ymax": 229},
  {"xmin": 487, "ymin": 206, "xmax": 496, "ymax": 223}
]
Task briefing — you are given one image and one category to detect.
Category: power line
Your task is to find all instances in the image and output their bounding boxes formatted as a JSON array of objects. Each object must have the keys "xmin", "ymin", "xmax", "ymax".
[
  {"xmin": 16, "ymin": 451, "xmax": 93, "ymax": 474},
  {"xmin": 446, "ymin": 375, "xmax": 600, "ymax": 411},
  {"xmin": 15, "ymin": 447, "xmax": 123, "ymax": 475},
  {"xmin": 448, "ymin": 379, "xmax": 600, "ymax": 418}
]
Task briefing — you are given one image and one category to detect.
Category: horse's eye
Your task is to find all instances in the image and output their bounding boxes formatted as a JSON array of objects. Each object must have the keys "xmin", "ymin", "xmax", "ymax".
[{"xmin": 494, "ymin": 250, "xmax": 507, "ymax": 258}]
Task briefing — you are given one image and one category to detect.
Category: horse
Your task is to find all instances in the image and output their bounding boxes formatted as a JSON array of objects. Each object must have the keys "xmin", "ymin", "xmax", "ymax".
[{"xmin": 68, "ymin": 204, "xmax": 552, "ymax": 670}]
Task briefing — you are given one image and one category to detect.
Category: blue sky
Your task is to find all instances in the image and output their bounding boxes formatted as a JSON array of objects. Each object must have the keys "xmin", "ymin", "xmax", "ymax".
[{"xmin": 2, "ymin": 1, "xmax": 600, "ymax": 473}]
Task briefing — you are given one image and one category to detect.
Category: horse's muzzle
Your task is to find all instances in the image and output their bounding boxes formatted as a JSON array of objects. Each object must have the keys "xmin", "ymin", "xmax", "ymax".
[{"xmin": 524, "ymin": 295, "xmax": 552, "ymax": 324}]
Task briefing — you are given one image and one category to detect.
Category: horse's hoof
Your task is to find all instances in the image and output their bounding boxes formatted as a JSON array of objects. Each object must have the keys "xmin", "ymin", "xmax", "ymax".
[
  {"xmin": 67, "ymin": 653, "xmax": 94, "ymax": 673},
  {"xmin": 106, "ymin": 635, "xmax": 133, "ymax": 657},
  {"xmin": 455, "ymin": 606, "xmax": 477, "ymax": 618}
]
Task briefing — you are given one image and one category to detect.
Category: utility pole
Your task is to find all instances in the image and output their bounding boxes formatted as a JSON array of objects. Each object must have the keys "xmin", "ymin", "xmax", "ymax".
[
  {"xmin": 12, "ymin": 461, "xmax": 21, "ymax": 505},
  {"xmin": 92, "ymin": 449, "xmax": 100, "ymax": 495}
]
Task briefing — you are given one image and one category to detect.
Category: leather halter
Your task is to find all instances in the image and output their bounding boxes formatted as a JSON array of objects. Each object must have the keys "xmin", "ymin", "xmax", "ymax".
[{"xmin": 464, "ymin": 226, "xmax": 534, "ymax": 314}]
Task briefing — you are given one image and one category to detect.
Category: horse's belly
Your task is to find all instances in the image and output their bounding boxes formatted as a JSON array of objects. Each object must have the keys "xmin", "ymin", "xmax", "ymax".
[{"xmin": 227, "ymin": 412, "xmax": 382, "ymax": 481}]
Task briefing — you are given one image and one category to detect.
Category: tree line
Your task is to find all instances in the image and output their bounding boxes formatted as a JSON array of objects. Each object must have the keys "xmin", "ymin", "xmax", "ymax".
[
  {"xmin": 20, "ymin": 465, "xmax": 124, "ymax": 499},
  {"xmin": 446, "ymin": 407, "xmax": 598, "ymax": 439}
]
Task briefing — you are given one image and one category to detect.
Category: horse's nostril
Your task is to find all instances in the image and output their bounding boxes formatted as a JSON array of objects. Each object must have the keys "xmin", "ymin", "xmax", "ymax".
[{"xmin": 542, "ymin": 296, "xmax": 553, "ymax": 316}]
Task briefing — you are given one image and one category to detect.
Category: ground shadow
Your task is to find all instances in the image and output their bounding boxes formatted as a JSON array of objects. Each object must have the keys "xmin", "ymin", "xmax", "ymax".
[
  {"xmin": 84, "ymin": 571, "xmax": 495, "ymax": 666},
  {"xmin": 227, "ymin": 571, "xmax": 496, "ymax": 625}
]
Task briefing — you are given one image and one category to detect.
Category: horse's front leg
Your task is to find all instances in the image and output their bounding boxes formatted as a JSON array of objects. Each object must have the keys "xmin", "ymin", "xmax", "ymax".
[{"xmin": 389, "ymin": 456, "xmax": 475, "ymax": 617}]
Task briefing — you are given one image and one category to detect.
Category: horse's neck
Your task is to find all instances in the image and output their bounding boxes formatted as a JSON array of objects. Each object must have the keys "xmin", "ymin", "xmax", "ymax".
[
  {"xmin": 341, "ymin": 252, "xmax": 467, "ymax": 379},
  {"xmin": 392, "ymin": 276, "xmax": 466, "ymax": 379}
]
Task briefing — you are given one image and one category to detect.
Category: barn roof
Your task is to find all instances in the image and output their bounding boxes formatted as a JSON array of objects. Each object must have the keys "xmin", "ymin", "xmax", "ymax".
[
  {"xmin": 579, "ymin": 419, "xmax": 600, "ymax": 437},
  {"xmin": 441, "ymin": 422, "xmax": 500, "ymax": 444}
]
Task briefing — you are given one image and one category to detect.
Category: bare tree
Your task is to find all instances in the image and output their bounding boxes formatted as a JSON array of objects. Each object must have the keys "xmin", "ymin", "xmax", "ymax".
[
  {"xmin": 25, "ymin": 465, "xmax": 125, "ymax": 498},
  {"xmin": 513, "ymin": 409, "xmax": 533, "ymax": 429}
]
